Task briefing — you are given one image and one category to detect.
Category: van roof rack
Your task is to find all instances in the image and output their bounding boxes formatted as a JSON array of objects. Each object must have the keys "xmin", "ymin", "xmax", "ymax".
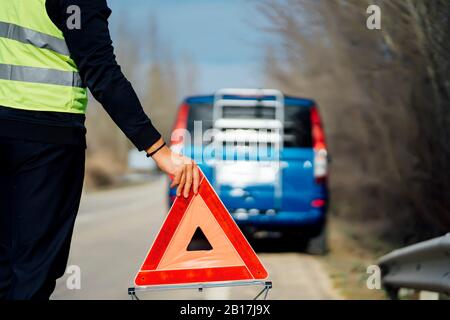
[{"xmin": 212, "ymin": 88, "xmax": 284, "ymax": 209}]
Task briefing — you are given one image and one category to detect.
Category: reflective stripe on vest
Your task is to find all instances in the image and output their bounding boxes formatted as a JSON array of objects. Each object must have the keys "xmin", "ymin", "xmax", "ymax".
[
  {"xmin": 0, "ymin": 0, "xmax": 88, "ymax": 114},
  {"xmin": 0, "ymin": 63, "xmax": 84, "ymax": 87},
  {"xmin": 0, "ymin": 21, "xmax": 70, "ymax": 56}
]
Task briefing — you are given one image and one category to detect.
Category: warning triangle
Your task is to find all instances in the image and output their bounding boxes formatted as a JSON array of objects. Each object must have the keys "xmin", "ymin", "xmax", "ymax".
[{"xmin": 134, "ymin": 169, "xmax": 268, "ymax": 287}]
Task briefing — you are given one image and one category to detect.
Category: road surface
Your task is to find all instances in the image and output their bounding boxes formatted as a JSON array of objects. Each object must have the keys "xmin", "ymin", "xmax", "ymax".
[{"xmin": 52, "ymin": 175, "xmax": 341, "ymax": 300}]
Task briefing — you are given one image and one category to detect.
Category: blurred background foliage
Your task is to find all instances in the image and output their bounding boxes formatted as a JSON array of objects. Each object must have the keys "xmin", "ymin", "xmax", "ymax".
[{"xmin": 256, "ymin": 0, "xmax": 450, "ymax": 245}]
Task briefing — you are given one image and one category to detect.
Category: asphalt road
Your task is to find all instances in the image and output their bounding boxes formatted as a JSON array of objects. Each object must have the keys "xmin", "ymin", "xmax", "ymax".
[{"xmin": 52, "ymin": 175, "xmax": 341, "ymax": 300}]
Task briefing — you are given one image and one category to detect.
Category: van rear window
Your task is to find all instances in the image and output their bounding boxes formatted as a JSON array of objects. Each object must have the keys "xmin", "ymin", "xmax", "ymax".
[
  {"xmin": 186, "ymin": 104, "xmax": 312, "ymax": 148},
  {"xmin": 222, "ymin": 106, "xmax": 276, "ymax": 120}
]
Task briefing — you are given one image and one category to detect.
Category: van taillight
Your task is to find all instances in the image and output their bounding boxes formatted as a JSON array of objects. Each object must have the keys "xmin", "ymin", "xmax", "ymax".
[
  {"xmin": 170, "ymin": 102, "xmax": 190, "ymax": 149},
  {"xmin": 311, "ymin": 199, "xmax": 326, "ymax": 208},
  {"xmin": 310, "ymin": 106, "xmax": 328, "ymax": 184}
]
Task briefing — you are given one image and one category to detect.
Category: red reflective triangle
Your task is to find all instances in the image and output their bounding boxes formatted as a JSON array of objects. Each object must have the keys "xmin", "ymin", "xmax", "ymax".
[{"xmin": 134, "ymin": 169, "xmax": 268, "ymax": 286}]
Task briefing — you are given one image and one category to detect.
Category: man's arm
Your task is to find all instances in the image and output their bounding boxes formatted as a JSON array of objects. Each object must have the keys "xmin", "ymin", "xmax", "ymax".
[
  {"xmin": 46, "ymin": 0, "xmax": 199, "ymax": 196},
  {"xmin": 47, "ymin": 0, "xmax": 160, "ymax": 151}
]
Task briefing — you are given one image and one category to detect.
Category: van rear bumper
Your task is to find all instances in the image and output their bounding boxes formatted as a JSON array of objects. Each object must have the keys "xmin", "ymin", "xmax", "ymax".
[{"xmin": 232, "ymin": 209, "xmax": 325, "ymax": 229}]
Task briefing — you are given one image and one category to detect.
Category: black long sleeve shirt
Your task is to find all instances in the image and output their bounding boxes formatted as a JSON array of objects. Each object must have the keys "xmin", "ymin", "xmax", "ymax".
[{"xmin": 0, "ymin": 0, "xmax": 161, "ymax": 151}]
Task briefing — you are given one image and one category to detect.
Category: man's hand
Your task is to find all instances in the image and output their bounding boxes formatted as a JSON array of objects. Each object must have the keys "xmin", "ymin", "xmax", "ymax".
[{"xmin": 147, "ymin": 139, "xmax": 200, "ymax": 198}]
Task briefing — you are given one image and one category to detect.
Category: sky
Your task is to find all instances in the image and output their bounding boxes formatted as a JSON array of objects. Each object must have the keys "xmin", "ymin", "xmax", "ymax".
[{"xmin": 107, "ymin": 0, "xmax": 268, "ymax": 94}]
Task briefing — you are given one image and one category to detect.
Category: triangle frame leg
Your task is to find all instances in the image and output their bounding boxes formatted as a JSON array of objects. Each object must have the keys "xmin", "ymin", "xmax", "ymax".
[{"xmin": 127, "ymin": 281, "xmax": 273, "ymax": 300}]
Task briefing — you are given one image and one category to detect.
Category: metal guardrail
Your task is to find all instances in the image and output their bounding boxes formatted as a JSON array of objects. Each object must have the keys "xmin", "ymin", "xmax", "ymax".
[{"xmin": 378, "ymin": 233, "xmax": 450, "ymax": 299}]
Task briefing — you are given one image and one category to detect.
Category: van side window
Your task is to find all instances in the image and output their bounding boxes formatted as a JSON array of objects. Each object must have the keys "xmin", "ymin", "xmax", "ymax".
[
  {"xmin": 187, "ymin": 104, "xmax": 214, "ymax": 145},
  {"xmin": 284, "ymin": 106, "xmax": 313, "ymax": 148}
]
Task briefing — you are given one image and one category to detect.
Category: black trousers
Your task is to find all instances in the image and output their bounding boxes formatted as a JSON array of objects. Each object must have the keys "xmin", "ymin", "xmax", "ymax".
[{"xmin": 0, "ymin": 137, "xmax": 85, "ymax": 300}]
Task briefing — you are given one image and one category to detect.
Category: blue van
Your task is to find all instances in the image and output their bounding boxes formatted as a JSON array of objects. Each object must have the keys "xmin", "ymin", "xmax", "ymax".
[{"xmin": 168, "ymin": 89, "xmax": 329, "ymax": 254}]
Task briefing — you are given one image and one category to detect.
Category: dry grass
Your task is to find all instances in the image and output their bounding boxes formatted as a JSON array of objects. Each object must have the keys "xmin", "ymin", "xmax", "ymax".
[{"xmin": 317, "ymin": 216, "xmax": 392, "ymax": 300}]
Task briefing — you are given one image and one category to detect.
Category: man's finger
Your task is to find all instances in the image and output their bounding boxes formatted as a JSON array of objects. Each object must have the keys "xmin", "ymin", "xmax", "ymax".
[
  {"xmin": 176, "ymin": 170, "xmax": 186, "ymax": 197},
  {"xmin": 170, "ymin": 170, "xmax": 182, "ymax": 188},
  {"xmin": 192, "ymin": 163, "xmax": 199, "ymax": 194},
  {"xmin": 183, "ymin": 163, "xmax": 193, "ymax": 198}
]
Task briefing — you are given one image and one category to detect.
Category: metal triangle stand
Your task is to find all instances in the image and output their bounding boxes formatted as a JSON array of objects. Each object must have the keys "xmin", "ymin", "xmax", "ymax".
[{"xmin": 128, "ymin": 280, "xmax": 272, "ymax": 300}]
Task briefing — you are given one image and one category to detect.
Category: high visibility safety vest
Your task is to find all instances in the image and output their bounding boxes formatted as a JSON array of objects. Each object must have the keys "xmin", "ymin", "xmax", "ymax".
[{"xmin": 0, "ymin": 0, "xmax": 88, "ymax": 114}]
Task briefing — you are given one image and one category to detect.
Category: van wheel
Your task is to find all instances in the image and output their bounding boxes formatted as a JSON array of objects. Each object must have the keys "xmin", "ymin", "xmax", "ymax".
[{"xmin": 305, "ymin": 225, "xmax": 328, "ymax": 255}]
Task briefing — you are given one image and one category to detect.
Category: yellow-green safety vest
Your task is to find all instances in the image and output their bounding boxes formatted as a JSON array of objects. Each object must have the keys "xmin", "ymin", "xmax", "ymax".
[{"xmin": 0, "ymin": 0, "xmax": 88, "ymax": 114}]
